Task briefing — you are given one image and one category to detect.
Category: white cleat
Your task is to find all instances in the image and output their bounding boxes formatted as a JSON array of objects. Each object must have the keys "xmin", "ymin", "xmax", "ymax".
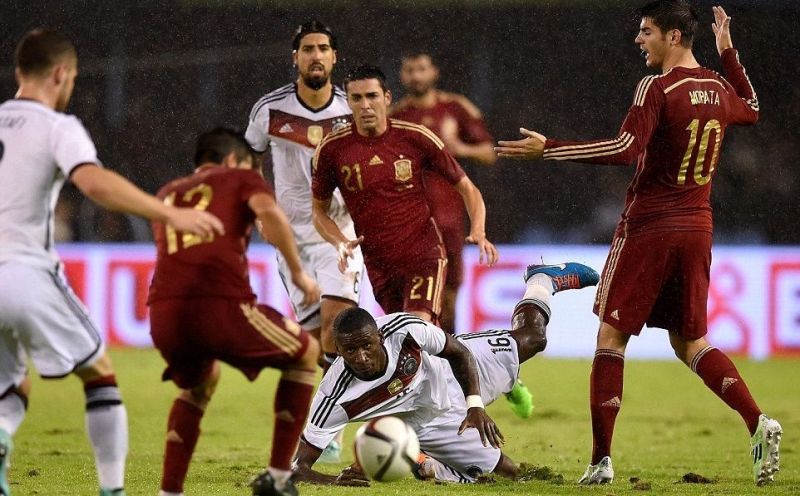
[
  {"xmin": 578, "ymin": 456, "xmax": 614, "ymax": 485},
  {"xmin": 751, "ymin": 414, "xmax": 782, "ymax": 486}
]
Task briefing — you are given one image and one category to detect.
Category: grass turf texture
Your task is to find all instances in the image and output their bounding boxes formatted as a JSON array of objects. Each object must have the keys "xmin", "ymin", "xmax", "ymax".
[{"xmin": 8, "ymin": 348, "xmax": 798, "ymax": 495}]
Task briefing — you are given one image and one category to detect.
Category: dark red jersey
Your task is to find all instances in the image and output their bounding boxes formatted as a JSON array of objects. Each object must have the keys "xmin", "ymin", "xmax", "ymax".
[
  {"xmin": 312, "ymin": 119, "xmax": 465, "ymax": 264},
  {"xmin": 390, "ymin": 91, "xmax": 494, "ymax": 228},
  {"xmin": 148, "ymin": 166, "xmax": 272, "ymax": 302},
  {"xmin": 543, "ymin": 49, "xmax": 758, "ymax": 237}
]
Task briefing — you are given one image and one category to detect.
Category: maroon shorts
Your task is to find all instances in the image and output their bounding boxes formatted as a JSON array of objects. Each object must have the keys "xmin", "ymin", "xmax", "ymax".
[
  {"xmin": 367, "ymin": 246, "xmax": 448, "ymax": 319},
  {"xmin": 593, "ymin": 230, "xmax": 711, "ymax": 340},
  {"xmin": 150, "ymin": 297, "xmax": 310, "ymax": 389}
]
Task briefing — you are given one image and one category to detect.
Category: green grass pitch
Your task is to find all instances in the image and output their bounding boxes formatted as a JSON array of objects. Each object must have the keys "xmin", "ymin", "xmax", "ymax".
[{"xmin": 7, "ymin": 348, "xmax": 798, "ymax": 495}]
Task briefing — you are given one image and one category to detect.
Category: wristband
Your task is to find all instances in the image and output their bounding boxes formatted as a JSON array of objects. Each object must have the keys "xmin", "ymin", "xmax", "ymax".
[{"xmin": 466, "ymin": 395, "xmax": 484, "ymax": 409}]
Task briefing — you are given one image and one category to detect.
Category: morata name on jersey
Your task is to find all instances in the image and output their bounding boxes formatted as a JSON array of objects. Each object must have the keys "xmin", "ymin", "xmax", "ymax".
[{"xmin": 688, "ymin": 89, "xmax": 720, "ymax": 106}]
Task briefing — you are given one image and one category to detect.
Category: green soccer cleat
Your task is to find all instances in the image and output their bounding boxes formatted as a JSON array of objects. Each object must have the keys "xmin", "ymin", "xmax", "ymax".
[
  {"xmin": 0, "ymin": 429, "xmax": 12, "ymax": 496},
  {"xmin": 98, "ymin": 488, "xmax": 125, "ymax": 496},
  {"xmin": 751, "ymin": 414, "xmax": 782, "ymax": 486},
  {"xmin": 318, "ymin": 438, "xmax": 342, "ymax": 464},
  {"xmin": 504, "ymin": 379, "xmax": 533, "ymax": 419}
]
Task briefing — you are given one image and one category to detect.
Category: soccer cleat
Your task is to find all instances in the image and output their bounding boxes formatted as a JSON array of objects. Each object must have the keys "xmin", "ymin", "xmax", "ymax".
[
  {"xmin": 0, "ymin": 429, "xmax": 12, "ymax": 496},
  {"xmin": 524, "ymin": 262, "xmax": 599, "ymax": 294},
  {"xmin": 318, "ymin": 439, "xmax": 342, "ymax": 463},
  {"xmin": 98, "ymin": 489, "xmax": 125, "ymax": 496},
  {"xmin": 249, "ymin": 471, "xmax": 298, "ymax": 496},
  {"xmin": 504, "ymin": 379, "xmax": 534, "ymax": 419},
  {"xmin": 751, "ymin": 414, "xmax": 782, "ymax": 486},
  {"xmin": 577, "ymin": 456, "xmax": 614, "ymax": 485}
]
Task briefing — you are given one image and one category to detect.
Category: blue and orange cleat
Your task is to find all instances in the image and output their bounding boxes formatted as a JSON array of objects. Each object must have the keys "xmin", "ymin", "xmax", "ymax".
[{"xmin": 524, "ymin": 262, "xmax": 599, "ymax": 293}]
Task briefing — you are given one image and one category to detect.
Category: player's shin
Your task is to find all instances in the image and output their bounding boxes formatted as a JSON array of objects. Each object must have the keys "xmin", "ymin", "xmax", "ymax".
[
  {"xmin": 0, "ymin": 387, "xmax": 27, "ymax": 435},
  {"xmin": 269, "ymin": 368, "xmax": 315, "ymax": 486},
  {"xmin": 589, "ymin": 350, "xmax": 624, "ymax": 465},
  {"xmin": 84, "ymin": 375, "xmax": 128, "ymax": 493},
  {"xmin": 160, "ymin": 397, "xmax": 204, "ymax": 494}
]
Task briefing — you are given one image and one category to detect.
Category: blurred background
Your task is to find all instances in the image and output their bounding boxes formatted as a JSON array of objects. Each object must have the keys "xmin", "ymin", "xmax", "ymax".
[{"xmin": 2, "ymin": 0, "xmax": 797, "ymax": 245}]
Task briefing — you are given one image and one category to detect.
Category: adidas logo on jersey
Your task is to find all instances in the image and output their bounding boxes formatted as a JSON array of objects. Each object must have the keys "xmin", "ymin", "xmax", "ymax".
[
  {"xmin": 601, "ymin": 396, "xmax": 621, "ymax": 408},
  {"xmin": 721, "ymin": 376, "xmax": 738, "ymax": 394},
  {"xmin": 369, "ymin": 155, "xmax": 383, "ymax": 165},
  {"xmin": 610, "ymin": 309, "xmax": 620, "ymax": 320},
  {"xmin": 278, "ymin": 123, "xmax": 294, "ymax": 134}
]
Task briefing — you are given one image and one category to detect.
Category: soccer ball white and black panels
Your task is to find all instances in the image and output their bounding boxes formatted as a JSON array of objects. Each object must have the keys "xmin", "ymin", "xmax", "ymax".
[{"xmin": 353, "ymin": 416, "xmax": 420, "ymax": 482}]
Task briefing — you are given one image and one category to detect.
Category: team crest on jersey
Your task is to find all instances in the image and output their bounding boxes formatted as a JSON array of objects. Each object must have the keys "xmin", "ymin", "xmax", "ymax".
[
  {"xmin": 394, "ymin": 159, "xmax": 413, "ymax": 182},
  {"xmin": 331, "ymin": 117, "xmax": 350, "ymax": 132},
  {"xmin": 307, "ymin": 125, "xmax": 324, "ymax": 146},
  {"xmin": 402, "ymin": 357, "xmax": 418, "ymax": 375},
  {"xmin": 387, "ymin": 378, "xmax": 404, "ymax": 395}
]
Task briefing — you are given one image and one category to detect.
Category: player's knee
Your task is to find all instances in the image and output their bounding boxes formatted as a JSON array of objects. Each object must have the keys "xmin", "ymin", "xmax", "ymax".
[
  {"xmin": 83, "ymin": 374, "xmax": 123, "ymax": 411},
  {"xmin": 298, "ymin": 337, "xmax": 321, "ymax": 370},
  {"xmin": 76, "ymin": 352, "xmax": 116, "ymax": 382},
  {"xmin": 492, "ymin": 453, "xmax": 518, "ymax": 479},
  {"xmin": 1, "ymin": 384, "xmax": 30, "ymax": 411}
]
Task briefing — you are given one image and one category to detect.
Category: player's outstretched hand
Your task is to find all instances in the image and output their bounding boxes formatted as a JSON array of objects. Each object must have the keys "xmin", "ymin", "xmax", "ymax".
[
  {"xmin": 337, "ymin": 236, "xmax": 364, "ymax": 273},
  {"xmin": 335, "ymin": 464, "xmax": 370, "ymax": 487},
  {"xmin": 712, "ymin": 6, "xmax": 733, "ymax": 55},
  {"xmin": 165, "ymin": 207, "xmax": 225, "ymax": 238},
  {"xmin": 458, "ymin": 407, "xmax": 505, "ymax": 449},
  {"xmin": 495, "ymin": 128, "xmax": 547, "ymax": 160},
  {"xmin": 292, "ymin": 270, "xmax": 321, "ymax": 308},
  {"xmin": 466, "ymin": 233, "xmax": 499, "ymax": 267}
]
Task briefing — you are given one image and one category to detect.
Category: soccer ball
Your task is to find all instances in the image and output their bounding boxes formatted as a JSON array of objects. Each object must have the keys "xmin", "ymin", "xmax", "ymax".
[{"xmin": 353, "ymin": 416, "xmax": 420, "ymax": 482}]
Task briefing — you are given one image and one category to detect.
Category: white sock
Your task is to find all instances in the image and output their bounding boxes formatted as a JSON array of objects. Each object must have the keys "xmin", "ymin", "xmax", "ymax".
[
  {"xmin": 158, "ymin": 491, "xmax": 184, "ymax": 496},
  {"xmin": 524, "ymin": 274, "xmax": 553, "ymax": 303},
  {"xmin": 268, "ymin": 467, "xmax": 292, "ymax": 489},
  {"xmin": 0, "ymin": 392, "xmax": 26, "ymax": 435},
  {"xmin": 86, "ymin": 392, "xmax": 128, "ymax": 490}
]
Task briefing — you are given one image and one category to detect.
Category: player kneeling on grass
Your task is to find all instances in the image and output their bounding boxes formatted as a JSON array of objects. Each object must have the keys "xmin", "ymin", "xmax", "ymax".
[
  {"xmin": 147, "ymin": 128, "xmax": 322, "ymax": 496},
  {"xmin": 292, "ymin": 263, "xmax": 599, "ymax": 485}
]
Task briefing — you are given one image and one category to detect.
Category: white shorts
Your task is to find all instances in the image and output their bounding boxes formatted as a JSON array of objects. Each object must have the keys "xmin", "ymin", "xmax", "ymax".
[
  {"xmin": 412, "ymin": 330, "xmax": 520, "ymax": 481},
  {"xmin": 0, "ymin": 262, "xmax": 104, "ymax": 391},
  {"xmin": 277, "ymin": 241, "xmax": 364, "ymax": 330}
]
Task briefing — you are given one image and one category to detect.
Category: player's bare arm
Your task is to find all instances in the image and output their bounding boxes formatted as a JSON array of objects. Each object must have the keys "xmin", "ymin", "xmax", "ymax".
[
  {"xmin": 436, "ymin": 332, "xmax": 504, "ymax": 448},
  {"xmin": 454, "ymin": 176, "xmax": 499, "ymax": 266},
  {"xmin": 494, "ymin": 128, "xmax": 547, "ymax": 160},
  {"xmin": 439, "ymin": 118, "xmax": 496, "ymax": 165},
  {"xmin": 70, "ymin": 164, "xmax": 225, "ymax": 238},
  {"xmin": 312, "ymin": 197, "xmax": 364, "ymax": 272},
  {"xmin": 293, "ymin": 439, "xmax": 369, "ymax": 486},
  {"xmin": 712, "ymin": 6, "xmax": 733, "ymax": 55},
  {"xmin": 250, "ymin": 192, "xmax": 321, "ymax": 306}
]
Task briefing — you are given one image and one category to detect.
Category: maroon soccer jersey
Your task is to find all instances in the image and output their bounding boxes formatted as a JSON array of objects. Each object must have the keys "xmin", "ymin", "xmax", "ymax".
[
  {"xmin": 149, "ymin": 166, "xmax": 272, "ymax": 302},
  {"xmin": 543, "ymin": 49, "xmax": 758, "ymax": 237},
  {"xmin": 390, "ymin": 91, "xmax": 494, "ymax": 228},
  {"xmin": 312, "ymin": 119, "xmax": 465, "ymax": 265}
]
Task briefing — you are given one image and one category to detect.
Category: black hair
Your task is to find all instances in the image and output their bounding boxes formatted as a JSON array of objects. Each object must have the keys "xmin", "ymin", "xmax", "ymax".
[
  {"xmin": 292, "ymin": 20, "xmax": 337, "ymax": 51},
  {"xmin": 639, "ymin": 0, "xmax": 698, "ymax": 48},
  {"xmin": 14, "ymin": 28, "xmax": 77, "ymax": 76},
  {"xmin": 401, "ymin": 51, "xmax": 436, "ymax": 65},
  {"xmin": 333, "ymin": 307, "xmax": 378, "ymax": 338},
  {"xmin": 343, "ymin": 64, "xmax": 389, "ymax": 93},
  {"xmin": 193, "ymin": 127, "xmax": 251, "ymax": 166}
]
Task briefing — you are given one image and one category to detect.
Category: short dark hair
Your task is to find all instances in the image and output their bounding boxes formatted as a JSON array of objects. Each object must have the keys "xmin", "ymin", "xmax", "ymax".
[
  {"xmin": 333, "ymin": 307, "xmax": 378, "ymax": 339},
  {"xmin": 14, "ymin": 28, "xmax": 77, "ymax": 76},
  {"xmin": 343, "ymin": 64, "xmax": 389, "ymax": 93},
  {"xmin": 292, "ymin": 20, "xmax": 337, "ymax": 51},
  {"xmin": 193, "ymin": 127, "xmax": 251, "ymax": 166},
  {"xmin": 639, "ymin": 0, "xmax": 698, "ymax": 48},
  {"xmin": 401, "ymin": 51, "xmax": 435, "ymax": 65}
]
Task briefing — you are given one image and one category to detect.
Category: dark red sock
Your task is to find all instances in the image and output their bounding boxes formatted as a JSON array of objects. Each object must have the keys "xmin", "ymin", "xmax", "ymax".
[
  {"xmin": 270, "ymin": 373, "xmax": 315, "ymax": 470},
  {"xmin": 590, "ymin": 349, "xmax": 625, "ymax": 464},
  {"xmin": 691, "ymin": 346, "xmax": 761, "ymax": 434},
  {"xmin": 161, "ymin": 398, "xmax": 204, "ymax": 493}
]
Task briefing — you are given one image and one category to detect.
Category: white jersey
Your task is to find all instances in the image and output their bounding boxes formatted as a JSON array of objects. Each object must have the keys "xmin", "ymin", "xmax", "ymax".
[
  {"xmin": 246, "ymin": 83, "xmax": 352, "ymax": 245},
  {"xmin": 303, "ymin": 313, "xmax": 451, "ymax": 450},
  {"xmin": 0, "ymin": 99, "xmax": 100, "ymax": 269}
]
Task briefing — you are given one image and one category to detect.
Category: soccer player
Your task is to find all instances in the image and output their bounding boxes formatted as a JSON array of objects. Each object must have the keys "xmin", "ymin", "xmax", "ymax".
[
  {"xmin": 0, "ymin": 29, "xmax": 223, "ymax": 496},
  {"xmin": 292, "ymin": 262, "xmax": 599, "ymax": 484},
  {"xmin": 391, "ymin": 52, "xmax": 496, "ymax": 335},
  {"xmin": 495, "ymin": 2, "xmax": 782, "ymax": 486},
  {"xmin": 312, "ymin": 64, "xmax": 498, "ymax": 326},
  {"xmin": 148, "ymin": 127, "xmax": 321, "ymax": 496},
  {"xmin": 391, "ymin": 52, "xmax": 533, "ymax": 420},
  {"xmin": 245, "ymin": 20, "xmax": 363, "ymax": 372}
]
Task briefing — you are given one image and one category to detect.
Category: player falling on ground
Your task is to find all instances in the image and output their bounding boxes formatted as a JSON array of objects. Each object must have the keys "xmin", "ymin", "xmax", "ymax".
[
  {"xmin": 496, "ymin": 2, "xmax": 782, "ymax": 486},
  {"xmin": 312, "ymin": 64, "xmax": 498, "ymax": 326},
  {"xmin": 245, "ymin": 21, "xmax": 360, "ymax": 463},
  {"xmin": 0, "ymin": 29, "xmax": 223, "ymax": 496},
  {"xmin": 391, "ymin": 52, "xmax": 533, "ymax": 419},
  {"xmin": 148, "ymin": 128, "xmax": 321, "ymax": 496},
  {"xmin": 292, "ymin": 262, "xmax": 599, "ymax": 485}
]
